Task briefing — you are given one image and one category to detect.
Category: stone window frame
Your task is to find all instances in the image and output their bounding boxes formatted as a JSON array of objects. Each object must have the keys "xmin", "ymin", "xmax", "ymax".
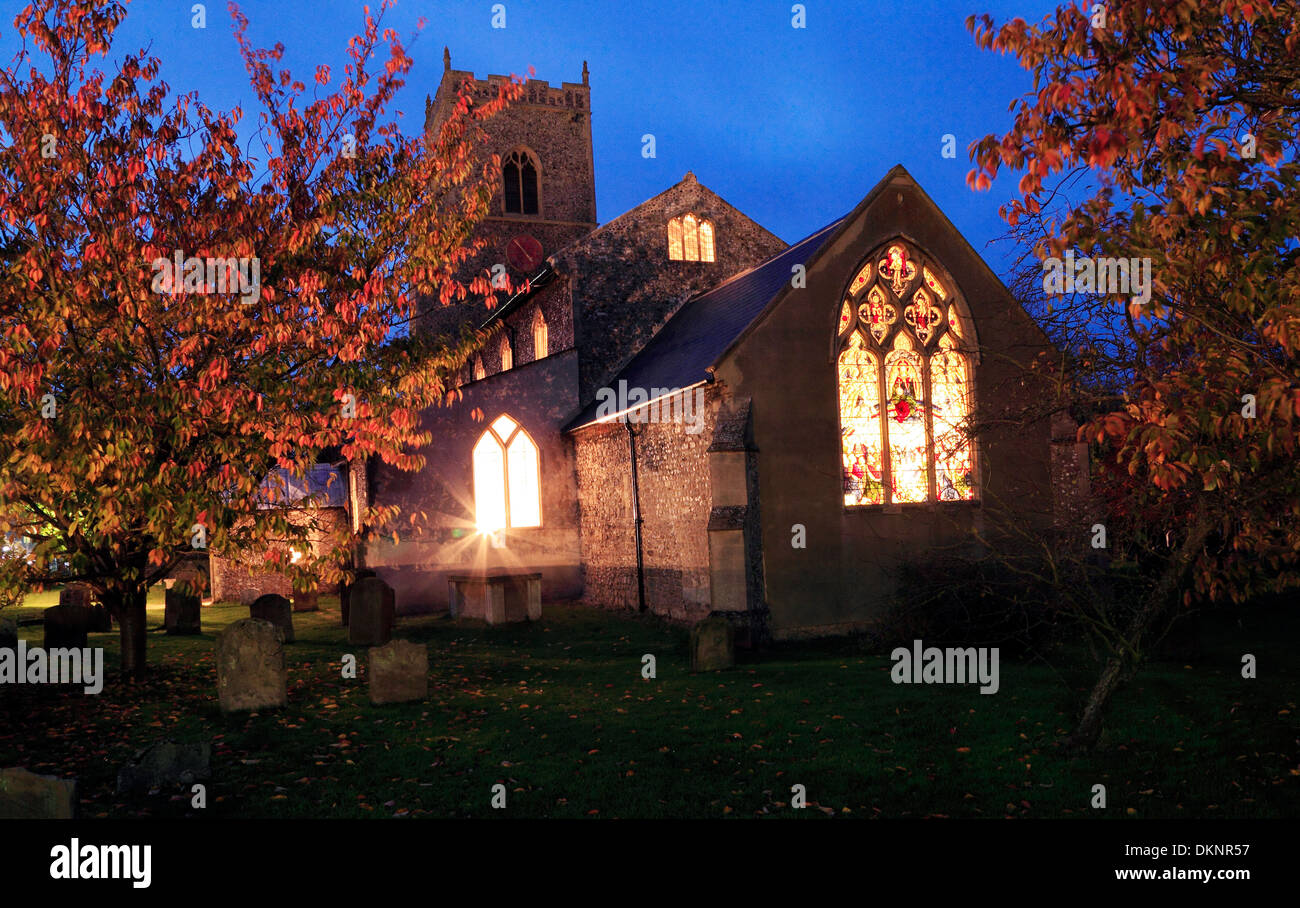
[
  {"xmin": 502, "ymin": 147, "xmax": 542, "ymax": 217},
  {"xmin": 833, "ymin": 236, "xmax": 982, "ymax": 510}
]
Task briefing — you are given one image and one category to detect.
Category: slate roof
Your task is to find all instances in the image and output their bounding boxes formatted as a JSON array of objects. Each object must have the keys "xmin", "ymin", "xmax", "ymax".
[{"xmin": 565, "ymin": 216, "xmax": 845, "ymax": 430}]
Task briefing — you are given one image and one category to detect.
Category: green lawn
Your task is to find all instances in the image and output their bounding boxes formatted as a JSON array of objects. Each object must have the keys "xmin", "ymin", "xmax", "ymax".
[{"xmin": 1, "ymin": 596, "xmax": 1296, "ymax": 818}]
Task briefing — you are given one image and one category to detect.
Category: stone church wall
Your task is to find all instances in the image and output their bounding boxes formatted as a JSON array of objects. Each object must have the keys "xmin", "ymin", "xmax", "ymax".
[
  {"xmin": 558, "ymin": 175, "xmax": 786, "ymax": 403},
  {"xmin": 573, "ymin": 388, "xmax": 720, "ymax": 621},
  {"xmin": 367, "ymin": 348, "xmax": 584, "ymax": 612},
  {"xmin": 209, "ymin": 507, "xmax": 348, "ymax": 604}
]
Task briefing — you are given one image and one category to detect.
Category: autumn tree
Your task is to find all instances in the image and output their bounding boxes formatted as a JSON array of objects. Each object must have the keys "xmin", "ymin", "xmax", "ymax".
[
  {"xmin": 967, "ymin": 0, "xmax": 1300, "ymax": 746},
  {"xmin": 0, "ymin": 0, "xmax": 522, "ymax": 677}
]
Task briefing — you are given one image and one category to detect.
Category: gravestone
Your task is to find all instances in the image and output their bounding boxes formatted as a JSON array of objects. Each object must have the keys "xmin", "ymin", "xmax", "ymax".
[
  {"xmin": 62, "ymin": 583, "xmax": 111, "ymax": 632},
  {"xmin": 292, "ymin": 590, "xmax": 319, "ymax": 613},
  {"xmin": 43, "ymin": 604, "xmax": 90, "ymax": 650},
  {"xmin": 690, "ymin": 616, "xmax": 735, "ymax": 672},
  {"xmin": 348, "ymin": 577, "xmax": 395, "ymax": 646},
  {"xmin": 164, "ymin": 579, "xmax": 202, "ymax": 636},
  {"xmin": 117, "ymin": 740, "xmax": 212, "ymax": 796},
  {"xmin": 0, "ymin": 768, "xmax": 77, "ymax": 819},
  {"xmin": 216, "ymin": 618, "xmax": 287, "ymax": 713},
  {"xmin": 0, "ymin": 617, "xmax": 16, "ymax": 653},
  {"xmin": 249, "ymin": 594, "xmax": 294, "ymax": 644},
  {"xmin": 340, "ymin": 569, "xmax": 377, "ymax": 627},
  {"xmin": 368, "ymin": 639, "xmax": 428, "ymax": 705}
]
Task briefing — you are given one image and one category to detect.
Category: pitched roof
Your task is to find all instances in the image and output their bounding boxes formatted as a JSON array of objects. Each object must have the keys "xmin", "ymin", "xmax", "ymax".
[{"xmin": 565, "ymin": 216, "xmax": 844, "ymax": 430}]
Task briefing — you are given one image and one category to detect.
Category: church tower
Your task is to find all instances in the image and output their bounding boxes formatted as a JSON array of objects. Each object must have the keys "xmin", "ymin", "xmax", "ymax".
[{"xmin": 423, "ymin": 49, "xmax": 597, "ymax": 315}]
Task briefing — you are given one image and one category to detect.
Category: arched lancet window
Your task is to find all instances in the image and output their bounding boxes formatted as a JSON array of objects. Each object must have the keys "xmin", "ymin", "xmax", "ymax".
[
  {"xmin": 532, "ymin": 307, "xmax": 549, "ymax": 360},
  {"xmin": 472, "ymin": 415, "xmax": 541, "ymax": 530},
  {"xmin": 500, "ymin": 334, "xmax": 513, "ymax": 372},
  {"xmin": 503, "ymin": 149, "xmax": 540, "ymax": 215},
  {"xmin": 837, "ymin": 241, "xmax": 976, "ymax": 505},
  {"xmin": 473, "ymin": 354, "xmax": 486, "ymax": 382},
  {"xmin": 667, "ymin": 213, "xmax": 715, "ymax": 262}
]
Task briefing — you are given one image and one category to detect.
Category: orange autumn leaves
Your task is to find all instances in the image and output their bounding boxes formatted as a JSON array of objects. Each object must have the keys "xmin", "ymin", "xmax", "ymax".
[{"xmin": 0, "ymin": 0, "xmax": 524, "ymax": 636}]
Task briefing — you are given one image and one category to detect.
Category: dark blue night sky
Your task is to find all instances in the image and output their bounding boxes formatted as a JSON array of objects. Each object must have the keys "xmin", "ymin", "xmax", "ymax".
[{"xmin": 4, "ymin": 0, "xmax": 1060, "ymax": 274}]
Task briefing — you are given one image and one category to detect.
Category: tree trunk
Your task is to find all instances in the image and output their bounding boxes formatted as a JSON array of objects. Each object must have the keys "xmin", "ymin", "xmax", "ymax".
[
  {"xmin": 112, "ymin": 586, "xmax": 149, "ymax": 681},
  {"xmin": 1068, "ymin": 506, "xmax": 1215, "ymax": 751}
]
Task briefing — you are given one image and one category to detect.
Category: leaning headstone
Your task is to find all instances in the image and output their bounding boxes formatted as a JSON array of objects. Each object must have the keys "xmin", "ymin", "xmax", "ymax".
[
  {"xmin": 292, "ymin": 590, "xmax": 319, "ymax": 613},
  {"xmin": 0, "ymin": 617, "xmax": 16, "ymax": 653},
  {"xmin": 0, "ymin": 768, "xmax": 77, "ymax": 819},
  {"xmin": 368, "ymin": 639, "xmax": 428, "ymax": 705},
  {"xmin": 216, "ymin": 618, "xmax": 287, "ymax": 713},
  {"xmin": 690, "ymin": 616, "xmax": 735, "ymax": 672},
  {"xmin": 348, "ymin": 577, "xmax": 395, "ymax": 646},
  {"xmin": 117, "ymin": 740, "xmax": 212, "ymax": 796},
  {"xmin": 340, "ymin": 569, "xmax": 377, "ymax": 627},
  {"xmin": 165, "ymin": 581, "xmax": 202, "ymax": 636},
  {"xmin": 43, "ymin": 604, "xmax": 90, "ymax": 650},
  {"xmin": 249, "ymin": 594, "xmax": 294, "ymax": 644}
]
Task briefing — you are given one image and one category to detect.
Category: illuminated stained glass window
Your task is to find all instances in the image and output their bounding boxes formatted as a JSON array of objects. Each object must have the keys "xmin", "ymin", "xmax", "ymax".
[
  {"xmin": 473, "ymin": 414, "xmax": 541, "ymax": 530},
  {"xmin": 838, "ymin": 333, "xmax": 885, "ymax": 505},
  {"xmin": 473, "ymin": 355, "xmax": 485, "ymax": 381},
  {"xmin": 930, "ymin": 335, "xmax": 975, "ymax": 500},
  {"xmin": 885, "ymin": 334, "xmax": 928, "ymax": 503},
  {"xmin": 667, "ymin": 213, "xmax": 715, "ymax": 262},
  {"xmin": 500, "ymin": 334, "xmax": 513, "ymax": 371},
  {"xmin": 836, "ymin": 240, "xmax": 976, "ymax": 505}
]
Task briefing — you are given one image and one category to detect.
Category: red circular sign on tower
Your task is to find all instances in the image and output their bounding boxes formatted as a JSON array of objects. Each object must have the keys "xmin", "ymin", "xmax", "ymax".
[{"xmin": 506, "ymin": 234, "xmax": 544, "ymax": 273}]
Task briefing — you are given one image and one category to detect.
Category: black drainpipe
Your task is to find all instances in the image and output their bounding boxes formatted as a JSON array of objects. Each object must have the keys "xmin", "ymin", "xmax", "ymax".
[{"xmin": 625, "ymin": 419, "xmax": 647, "ymax": 613}]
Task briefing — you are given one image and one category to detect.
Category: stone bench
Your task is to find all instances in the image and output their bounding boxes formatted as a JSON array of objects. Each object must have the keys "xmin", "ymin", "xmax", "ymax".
[{"xmin": 447, "ymin": 571, "xmax": 541, "ymax": 625}]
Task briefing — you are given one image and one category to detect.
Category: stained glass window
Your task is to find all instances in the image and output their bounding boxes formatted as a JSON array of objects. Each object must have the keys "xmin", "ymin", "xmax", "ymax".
[
  {"xmin": 930, "ymin": 336, "xmax": 975, "ymax": 501},
  {"xmin": 838, "ymin": 333, "xmax": 885, "ymax": 505},
  {"xmin": 500, "ymin": 334, "xmax": 513, "ymax": 371},
  {"xmin": 836, "ymin": 240, "xmax": 976, "ymax": 506}
]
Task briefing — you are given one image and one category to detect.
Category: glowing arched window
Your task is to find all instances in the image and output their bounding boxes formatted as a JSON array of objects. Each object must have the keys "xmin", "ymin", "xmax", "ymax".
[
  {"xmin": 500, "ymin": 334, "xmax": 513, "ymax": 372},
  {"xmin": 503, "ymin": 150, "xmax": 539, "ymax": 215},
  {"xmin": 667, "ymin": 213, "xmax": 715, "ymax": 262},
  {"xmin": 836, "ymin": 241, "xmax": 976, "ymax": 505},
  {"xmin": 698, "ymin": 221, "xmax": 715, "ymax": 262},
  {"xmin": 473, "ymin": 355, "xmax": 486, "ymax": 381},
  {"xmin": 473, "ymin": 415, "xmax": 541, "ymax": 530},
  {"xmin": 532, "ymin": 307, "xmax": 549, "ymax": 359},
  {"xmin": 668, "ymin": 219, "xmax": 684, "ymax": 260}
]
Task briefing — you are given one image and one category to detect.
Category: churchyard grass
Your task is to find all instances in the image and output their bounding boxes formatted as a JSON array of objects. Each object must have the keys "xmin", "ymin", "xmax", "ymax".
[{"xmin": 2, "ymin": 596, "xmax": 1295, "ymax": 818}]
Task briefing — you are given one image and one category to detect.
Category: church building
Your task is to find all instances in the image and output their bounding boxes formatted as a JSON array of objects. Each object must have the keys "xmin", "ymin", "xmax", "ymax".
[{"xmin": 359, "ymin": 53, "xmax": 1060, "ymax": 642}]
